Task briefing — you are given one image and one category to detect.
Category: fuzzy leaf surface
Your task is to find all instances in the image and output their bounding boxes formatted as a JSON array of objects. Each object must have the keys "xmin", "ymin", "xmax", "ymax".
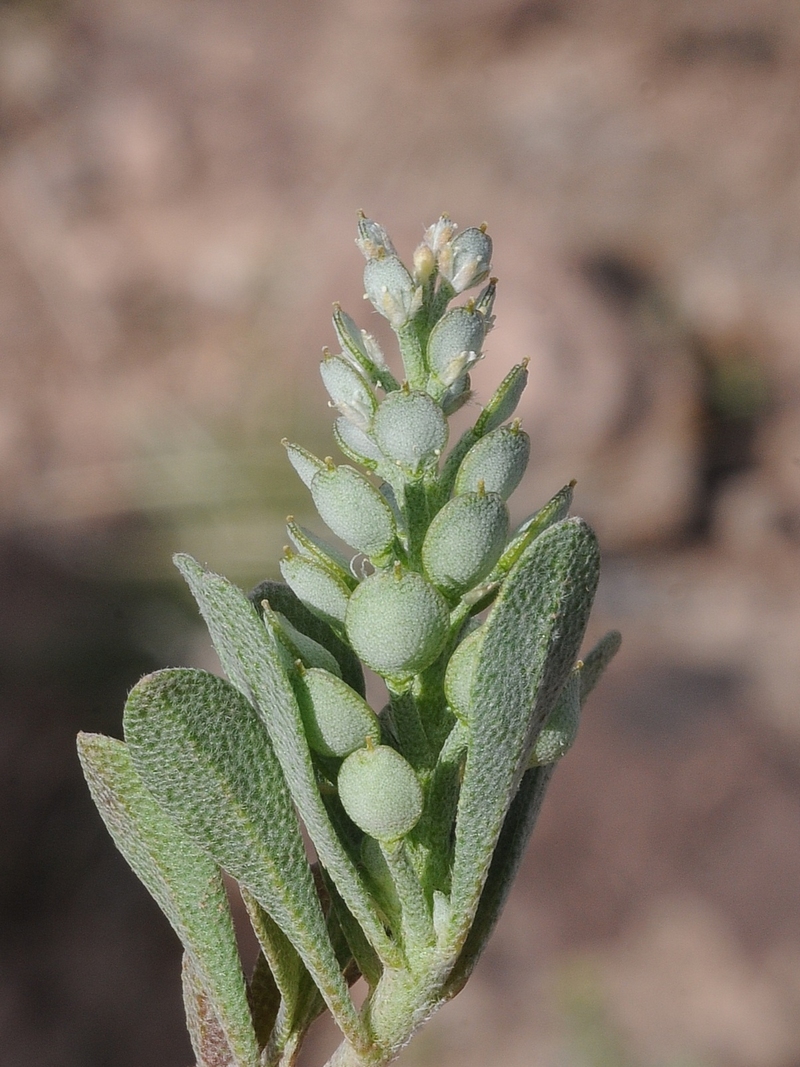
[
  {"xmin": 447, "ymin": 517, "xmax": 600, "ymax": 955},
  {"xmin": 77, "ymin": 732, "xmax": 259, "ymax": 1067},
  {"xmin": 182, "ymin": 953, "xmax": 238, "ymax": 1067},
  {"xmin": 122, "ymin": 667, "xmax": 366, "ymax": 1049},
  {"xmin": 176, "ymin": 554, "xmax": 401, "ymax": 970}
]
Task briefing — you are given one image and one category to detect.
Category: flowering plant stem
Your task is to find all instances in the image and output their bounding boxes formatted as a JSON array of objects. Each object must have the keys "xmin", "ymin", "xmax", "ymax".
[{"xmin": 77, "ymin": 212, "xmax": 620, "ymax": 1067}]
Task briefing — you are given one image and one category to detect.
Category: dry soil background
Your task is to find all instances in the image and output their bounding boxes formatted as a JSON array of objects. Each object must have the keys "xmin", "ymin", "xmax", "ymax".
[{"xmin": 2, "ymin": 2, "xmax": 800, "ymax": 1066}]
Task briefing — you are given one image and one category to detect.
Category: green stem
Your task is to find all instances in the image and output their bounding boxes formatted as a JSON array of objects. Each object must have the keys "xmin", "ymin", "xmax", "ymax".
[
  {"xmin": 380, "ymin": 841, "xmax": 436, "ymax": 960},
  {"xmin": 395, "ymin": 322, "xmax": 426, "ymax": 389},
  {"xmin": 388, "ymin": 688, "xmax": 433, "ymax": 772}
]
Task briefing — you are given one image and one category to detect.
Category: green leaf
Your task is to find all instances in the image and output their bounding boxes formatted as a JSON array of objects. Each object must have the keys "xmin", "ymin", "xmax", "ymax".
[
  {"xmin": 122, "ymin": 668, "xmax": 368, "ymax": 1052},
  {"xmin": 446, "ymin": 517, "xmax": 600, "ymax": 957},
  {"xmin": 182, "ymin": 953, "xmax": 238, "ymax": 1067},
  {"xmin": 76, "ymin": 733, "xmax": 259, "ymax": 1067},
  {"xmin": 176, "ymin": 554, "xmax": 402, "ymax": 971},
  {"xmin": 248, "ymin": 580, "xmax": 365, "ymax": 697},
  {"xmin": 444, "ymin": 764, "xmax": 555, "ymax": 998},
  {"xmin": 579, "ymin": 629, "xmax": 622, "ymax": 703}
]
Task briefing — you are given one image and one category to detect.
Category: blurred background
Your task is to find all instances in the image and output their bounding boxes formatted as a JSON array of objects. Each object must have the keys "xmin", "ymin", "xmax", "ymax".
[{"xmin": 2, "ymin": 0, "xmax": 800, "ymax": 1065}]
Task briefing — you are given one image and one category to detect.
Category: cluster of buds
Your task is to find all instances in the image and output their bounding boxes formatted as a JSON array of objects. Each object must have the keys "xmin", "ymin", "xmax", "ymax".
[{"xmin": 78, "ymin": 213, "xmax": 619, "ymax": 1067}]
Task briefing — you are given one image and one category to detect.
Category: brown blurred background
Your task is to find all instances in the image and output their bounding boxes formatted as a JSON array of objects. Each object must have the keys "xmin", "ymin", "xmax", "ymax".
[{"xmin": 2, "ymin": 1, "xmax": 800, "ymax": 1065}]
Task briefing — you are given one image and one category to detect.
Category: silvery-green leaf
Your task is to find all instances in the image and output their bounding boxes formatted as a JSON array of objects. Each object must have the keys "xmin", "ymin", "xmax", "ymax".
[
  {"xmin": 444, "ymin": 763, "xmax": 555, "ymax": 998},
  {"xmin": 248, "ymin": 580, "xmax": 364, "ymax": 697},
  {"xmin": 286, "ymin": 518, "xmax": 356, "ymax": 587},
  {"xmin": 182, "ymin": 953, "xmax": 239, "ymax": 1067},
  {"xmin": 282, "ymin": 441, "xmax": 325, "ymax": 491},
  {"xmin": 496, "ymin": 481, "xmax": 575, "ymax": 579},
  {"xmin": 333, "ymin": 417, "xmax": 385, "ymax": 470},
  {"xmin": 175, "ymin": 555, "xmax": 402, "ymax": 971},
  {"xmin": 279, "ymin": 553, "xmax": 351, "ymax": 627},
  {"xmin": 529, "ymin": 668, "xmax": 581, "ymax": 766},
  {"xmin": 473, "ymin": 359, "xmax": 529, "ymax": 435},
  {"xmin": 579, "ymin": 629, "xmax": 622, "ymax": 703},
  {"xmin": 310, "ymin": 465, "xmax": 396, "ymax": 563},
  {"xmin": 453, "ymin": 423, "xmax": 530, "ymax": 500},
  {"xmin": 446, "ymin": 518, "xmax": 600, "ymax": 958},
  {"xmin": 122, "ymin": 668, "xmax": 367, "ymax": 1051},
  {"xmin": 320, "ymin": 354, "xmax": 377, "ymax": 431},
  {"xmin": 76, "ymin": 732, "xmax": 260, "ymax": 1067}
]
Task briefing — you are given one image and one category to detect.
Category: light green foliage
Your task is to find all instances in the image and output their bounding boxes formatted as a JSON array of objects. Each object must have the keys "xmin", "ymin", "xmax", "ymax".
[
  {"xmin": 338, "ymin": 746, "xmax": 424, "ymax": 843},
  {"xmin": 79, "ymin": 213, "xmax": 619, "ymax": 1067}
]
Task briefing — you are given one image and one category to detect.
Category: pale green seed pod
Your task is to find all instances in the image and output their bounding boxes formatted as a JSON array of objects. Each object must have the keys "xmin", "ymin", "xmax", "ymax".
[
  {"xmin": 454, "ymin": 423, "xmax": 530, "ymax": 500},
  {"xmin": 373, "ymin": 389, "xmax": 448, "ymax": 476},
  {"xmin": 422, "ymin": 490, "xmax": 509, "ymax": 598},
  {"xmin": 333, "ymin": 417, "xmax": 384, "ymax": 469},
  {"xmin": 444, "ymin": 622, "xmax": 485, "ymax": 724},
  {"xmin": 356, "ymin": 214, "xmax": 396, "ymax": 260},
  {"xmin": 426, "ymin": 306, "xmax": 486, "ymax": 389},
  {"xmin": 320, "ymin": 354, "xmax": 377, "ymax": 431},
  {"xmin": 310, "ymin": 465, "xmax": 396, "ymax": 561},
  {"xmin": 294, "ymin": 667, "xmax": 380, "ymax": 758},
  {"xmin": 264, "ymin": 606, "xmax": 342, "ymax": 677},
  {"xmin": 440, "ymin": 225, "xmax": 493, "ymax": 293},
  {"xmin": 283, "ymin": 440, "xmax": 325, "ymax": 490},
  {"xmin": 279, "ymin": 552, "xmax": 351, "ymax": 626},
  {"xmin": 345, "ymin": 565, "xmax": 449, "ymax": 677},
  {"xmin": 529, "ymin": 668, "xmax": 581, "ymax": 766},
  {"xmin": 331, "ymin": 304, "xmax": 397, "ymax": 391},
  {"xmin": 337, "ymin": 744, "xmax": 423, "ymax": 842},
  {"xmin": 363, "ymin": 256, "xmax": 423, "ymax": 329},
  {"xmin": 474, "ymin": 359, "xmax": 529, "ymax": 435}
]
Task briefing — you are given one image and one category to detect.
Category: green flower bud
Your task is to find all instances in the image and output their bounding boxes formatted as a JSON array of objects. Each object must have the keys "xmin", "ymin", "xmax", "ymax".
[
  {"xmin": 294, "ymin": 667, "xmax": 380, "ymax": 758},
  {"xmin": 443, "ymin": 622, "xmax": 484, "ymax": 724},
  {"xmin": 454, "ymin": 423, "xmax": 530, "ymax": 500},
  {"xmin": 438, "ymin": 225, "xmax": 492, "ymax": 294},
  {"xmin": 285, "ymin": 516, "xmax": 355, "ymax": 587},
  {"xmin": 333, "ymin": 417, "xmax": 384, "ymax": 469},
  {"xmin": 373, "ymin": 389, "xmax": 448, "ymax": 477},
  {"xmin": 264, "ymin": 605, "xmax": 342, "ymax": 677},
  {"xmin": 337, "ymin": 744, "xmax": 423, "ymax": 842},
  {"xmin": 320, "ymin": 353, "xmax": 377, "ymax": 431},
  {"xmin": 311, "ymin": 464, "xmax": 396, "ymax": 561},
  {"xmin": 474, "ymin": 359, "xmax": 529, "ymax": 435},
  {"xmin": 356, "ymin": 213, "xmax": 396, "ymax": 260},
  {"xmin": 345, "ymin": 565, "xmax": 449, "ymax": 678},
  {"xmin": 426, "ymin": 306, "xmax": 486, "ymax": 390},
  {"xmin": 529, "ymin": 668, "xmax": 581, "ymax": 766},
  {"xmin": 283, "ymin": 440, "xmax": 325, "ymax": 490},
  {"xmin": 364, "ymin": 256, "xmax": 423, "ymax": 329},
  {"xmin": 422, "ymin": 490, "xmax": 509, "ymax": 598},
  {"xmin": 279, "ymin": 551, "xmax": 351, "ymax": 626},
  {"xmin": 412, "ymin": 242, "xmax": 436, "ymax": 284}
]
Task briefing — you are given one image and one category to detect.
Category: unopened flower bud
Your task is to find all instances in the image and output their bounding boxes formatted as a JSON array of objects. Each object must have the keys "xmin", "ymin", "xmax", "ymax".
[
  {"xmin": 413, "ymin": 242, "xmax": 436, "ymax": 284},
  {"xmin": 423, "ymin": 214, "xmax": 457, "ymax": 255},
  {"xmin": 529, "ymin": 669, "xmax": 581, "ymax": 766},
  {"xmin": 285, "ymin": 517, "xmax": 355, "ymax": 586},
  {"xmin": 426, "ymin": 306, "xmax": 486, "ymax": 389},
  {"xmin": 333, "ymin": 417, "xmax": 384, "ymax": 469},
  {"xmin": 345, "ymin": 566, "xmax": 449, "ymax": 677},
  {"xmin": 311, "ymin": 465, "xmax": 396, "ymax": 561},
  {"xmin": 279, "ymin": 551, "xmax": 352, "ymax": 626},
  {"xmin": 422, "ymin": 490, "xmax": 509, "ymax": 598},
  {"xmin": 454, "ymin": 423, "xmax": 531, "ymax": 500},
  {"xmin": 332, "ymin": 304, "xmax": 395, "ymax": 389},
  {"xmin": 364, "ymin": 256, "xmax": 423, "ymax": 329},
  {"xmin": 294, "ymin": 667, "xmax": 380, "ymax": 758},
  {"xmin": 444, "ymin": 623, "xmax": 485, "ymax": 724},
  {"xmin": 320, "ymin": 353, "xmax": 377, "ymax": 431},
  {"xmin": 440, "ymin": 374, "xmax": 473, "ymax": 416},
  {"xmin": 439, "ymin": 226, "xmax": 492, "ymax": 294},
  {"xmin": 338, "ymin": 744, "xmax": 423, "ymax": 842},
  {"xmin": 356, "ymin": 212, "xmax": 396, "ymax": 260},
  {"xmin": 474, "ymin": 278, "xmax": 497, "ymax": 330},
  {"xmin": 373, "ymin": 389, "xmax": 448, "ymax": 476}
]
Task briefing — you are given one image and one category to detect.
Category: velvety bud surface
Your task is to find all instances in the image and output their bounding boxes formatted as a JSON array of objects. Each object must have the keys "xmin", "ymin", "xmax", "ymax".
[
  {"xmin": 320, "ymin": 355, "xmax": 377, "ymax": 430},
  {"xmin": 454, "ymin": 424, "xmax": 530, "ymax": 500},
  {"xmin": 280, "ymin": 553, "xmax": 351, "ymax": 626},
  {"xmin": 422, "ymin": 491, "xmax": 509, "ymax": 598},
  {"xmin": 345, "ymin": 567, "xmax": 449, "ymax": 677},
  {"xmin": 311, "ymin": 466, "xmax": 396, "ymax": 560},
  {"xmin": 444, "ymin": 624, "xmax": 485, "ymax": 723},
  {"xmin": 426, "ymin": 306, "xmax": 486, "ymax": 388},
  {"xmin": 363, "ymin": 256, "xmax": 421, "ymax": 328},
  {"xmin": 337, "ymin": 745, "xmax": 423, "ymax": 842},
  {"xmin": 295, "ymin": 668, "xmax": 380, "ymax": 758},
  {"xmin": 373, "ymin": 390, "xmax": 448, "ymax": 476}
]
